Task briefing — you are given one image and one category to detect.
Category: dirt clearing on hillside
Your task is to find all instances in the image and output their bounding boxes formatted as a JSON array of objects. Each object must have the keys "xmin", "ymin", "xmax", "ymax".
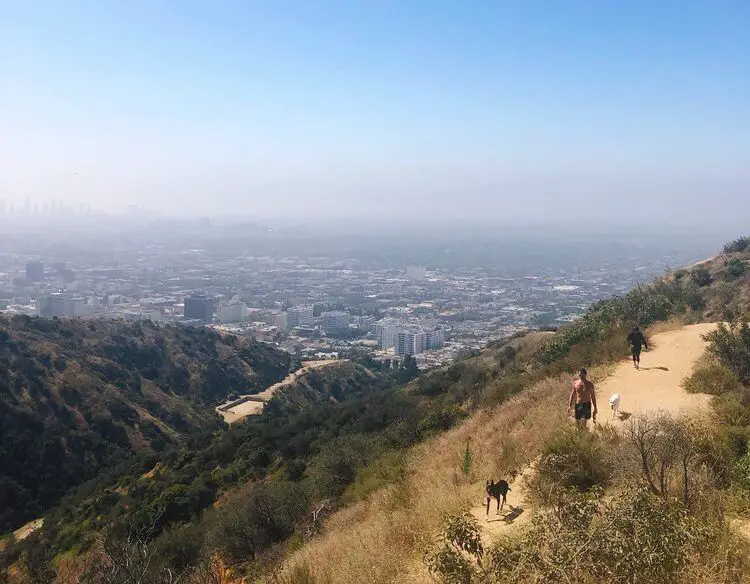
[{"xmin": 216, "ymin": 360, "xmax": 344, "ymax": 424}]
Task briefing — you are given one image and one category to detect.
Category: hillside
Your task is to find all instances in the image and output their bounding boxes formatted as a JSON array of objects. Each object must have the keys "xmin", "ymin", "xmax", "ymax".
[
  {"xmin": 0, "ymin": 330, "xmax": 548, "ymax": 582},
  {"xmin": 1, "ymin": 236, "xmax": 749, "ymax": 584},
  {"xmin": 266, "ymin": 237, "xmax": 750, "ymax": 584},
  {"xmin": 0, "ymin": 316, "xmax": 291, "ymax": 532}
]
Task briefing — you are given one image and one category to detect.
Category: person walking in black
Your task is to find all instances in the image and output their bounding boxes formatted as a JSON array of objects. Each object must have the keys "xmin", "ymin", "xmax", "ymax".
[{"xmin": 627, "ymin": 326, "xmax": 648, "ymax": 369}]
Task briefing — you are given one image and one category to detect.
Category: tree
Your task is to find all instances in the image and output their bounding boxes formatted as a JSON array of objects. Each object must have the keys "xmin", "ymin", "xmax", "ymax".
[
  {"xmin": 401, "ymin": 355, "xmax": 419, "ymax": 381},
  {"xmin": 690, "ymin": 266, "xmax": 712, "ymax": 287},
  {"xmin": 725, "ymin": 258, "xmax": 747, "ymax": 280}
]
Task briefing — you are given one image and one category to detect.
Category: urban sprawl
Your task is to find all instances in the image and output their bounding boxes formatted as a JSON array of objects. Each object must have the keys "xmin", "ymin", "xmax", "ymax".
[{"xmin": 0, "ymin": 239, "xmax": 693, "ymax": 370}]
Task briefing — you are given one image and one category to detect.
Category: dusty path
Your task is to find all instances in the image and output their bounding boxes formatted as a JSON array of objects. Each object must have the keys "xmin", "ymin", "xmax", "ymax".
[
  {"xmin": 470, "ymin": 322, "xmax": 717, "ymax": 539},
  {"xmin": 216, "ymin": 360, "xmax": 344, "ymax": 423}
]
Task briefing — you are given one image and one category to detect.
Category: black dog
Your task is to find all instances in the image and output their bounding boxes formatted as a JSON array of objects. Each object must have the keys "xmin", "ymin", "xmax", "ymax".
[{"xmin": 485, "ymin": 479, "xmax": 510, "ymax": 515}]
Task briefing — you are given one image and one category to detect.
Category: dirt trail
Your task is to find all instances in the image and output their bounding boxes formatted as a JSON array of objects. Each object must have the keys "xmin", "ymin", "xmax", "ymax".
[
  {"xmin": 216, "ymin": 360, "xmax": 344, "ymax": 423},
  {"xmin": 470, "ymin": 322, "xmax": 717, "ymax": 540}
]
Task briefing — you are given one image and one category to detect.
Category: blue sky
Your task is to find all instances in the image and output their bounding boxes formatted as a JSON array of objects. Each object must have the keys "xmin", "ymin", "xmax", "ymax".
[{"xmin": 1, "ymin": 1, "xmax": 748, "ymax": 225}]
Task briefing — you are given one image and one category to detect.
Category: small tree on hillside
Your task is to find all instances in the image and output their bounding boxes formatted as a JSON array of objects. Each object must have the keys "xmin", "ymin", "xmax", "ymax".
[
  {"xmin": 690, "ymin": 266, "xmax": 712, "ymax": 287},
  {"xmin": 626, "ymin": 414, "xmax": 707, "ymax": 505},
  {"xmin": 723, "ymin": 236, "xmax": 750, "ymax": 254},
  {"xmin": 725, "ymin": 258, "xmax": 747, "ymax": 280},
  {"xmin": 461, "ymin": 443, "xmax": 473, "ymax": 476}
]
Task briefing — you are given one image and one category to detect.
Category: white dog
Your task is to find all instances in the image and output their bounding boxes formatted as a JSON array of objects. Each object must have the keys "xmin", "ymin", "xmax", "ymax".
[{"xmin": 608, "ymin": 393, "xmax": 620, "ymax": 419}]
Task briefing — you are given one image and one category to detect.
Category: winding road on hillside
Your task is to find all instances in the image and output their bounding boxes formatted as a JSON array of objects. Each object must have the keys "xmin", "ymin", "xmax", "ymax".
[
  {"xmin": 216, "ymin": 360, "xmax": 345, "ymax": 424},
  {"xmin": 471, "ymin": 322, "xmax": 718, "ymax": 539}
]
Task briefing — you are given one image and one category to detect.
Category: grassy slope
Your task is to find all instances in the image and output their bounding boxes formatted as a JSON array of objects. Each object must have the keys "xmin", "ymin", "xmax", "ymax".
[{"xmin": 270, "ymin": 244, "xmax": 750, "ymax": 584}]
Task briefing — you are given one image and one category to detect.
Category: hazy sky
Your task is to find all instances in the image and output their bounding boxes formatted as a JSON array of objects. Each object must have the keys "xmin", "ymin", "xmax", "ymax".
[{"xmin": 2, "ymin": 2, "xmax": 748, "ymax": 225}]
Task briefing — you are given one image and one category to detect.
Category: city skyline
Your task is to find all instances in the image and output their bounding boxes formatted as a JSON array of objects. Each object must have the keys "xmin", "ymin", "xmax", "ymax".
[{"xmin": 1, "ymin": 2, "xmax": 748, "ymax": 227}]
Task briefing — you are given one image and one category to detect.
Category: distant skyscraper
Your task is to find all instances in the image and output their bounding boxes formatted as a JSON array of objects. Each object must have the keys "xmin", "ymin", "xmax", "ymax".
[
  {"xmin": 26, "ymin": 261, "xmax": 44, "ymax": 282},
  {"xmin": 184, "ymin": 295, "xmax": 215, "ymax": 321}
]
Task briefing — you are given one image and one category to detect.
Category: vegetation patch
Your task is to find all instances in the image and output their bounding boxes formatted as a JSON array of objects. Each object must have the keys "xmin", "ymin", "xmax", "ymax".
[
  {"xmin": 533, "ymin": 428, "xmax": 611, "ymax": 500},
  {"xmin": 682, "ymin": 360, "xmax": 741, "ymax": 395}
]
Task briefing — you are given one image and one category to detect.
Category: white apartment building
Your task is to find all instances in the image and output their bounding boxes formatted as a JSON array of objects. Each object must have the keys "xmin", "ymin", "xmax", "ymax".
[
  {"xmin": 395, "ymin": 330, "xmax": 428, "ymax": 356},
  {"xmin": 321, "ymin": 310, "xmax": 350, "ymax": 334},
  {"xmin": 287, "ymin": 305, "xmax": 314, "ymax": 328},
  {"xmin": 270, "ymin": 312, "xmax": 288, "ymax": 331},
  {"xmin": 375, "ymin": 318, "xmax": 401, "ymax": 349},
  {"xmin": 217, "ymin": 301, "xmax": 249, "ymax": 323},
  {"xmin": 426, "ymin": 328, "xmax": 446, "ymax": 350}
]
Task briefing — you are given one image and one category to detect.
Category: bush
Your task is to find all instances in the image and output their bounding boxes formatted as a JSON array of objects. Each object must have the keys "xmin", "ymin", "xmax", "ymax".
[
  {"xmin": 734, "ymin": 451, "xmax": 750, "ymax": 494},
  {"xmin": 714, "ymin": 390, "xmax": 750, "ymax": 427},
  {"xmin": 626, "ymin": 414, "xmax": 710, "ymax": 505},
  {"xmin": 537, "ymin": 277, "xmax": 703, "ymax": 365},
  {"xmin": 704, "ymin": 321, "xmax": 750, "ymax": 384},
  {"xmin": 428, "ymin": 489, "xmax": 709, "ymax": 584},
  {"xmin": 424, "ymin": 513, "xmax": 484, "ymax": 584},
  {"xmin": 691, "ymin": 266, "xmax": 712, "ymax": 287},
  {"xmin": 725, "ymin": 258, "xmax": 747, "ymax": 280},
  {"xmin": 534, "ymin": 429, "xmax": 610, "ymax": 496},
  {"xmin": 305, "ymin": 435, "xmax": 382, "ymax": 499},
  {"xmin": 210, "ymin": 482, "xmax": 308, "ymax": 564},
  {"xmin": 724, "ymin": 236, "xmax": 750, "ymax": 254},
  {"xmin": 682, "ymin": 361, "xmax": 741, "ymax": 395}
]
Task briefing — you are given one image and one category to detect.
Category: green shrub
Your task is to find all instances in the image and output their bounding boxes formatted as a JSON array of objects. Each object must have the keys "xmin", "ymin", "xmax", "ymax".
[
  {"xmin": 704, "ymin": 321, "xmax": 750, "ymax": 384},
  {"xmin": 681, "ymin": 361, "xmax": 741, "ymax": 395},
  {"xmin": 535, "ymin": 429, "xmax": 610, "ymax": 496},
  {"xmin": 210, "ymin": 482, "xmax": 308, "ymax": 563},
  {"xmin": 724, "ymin": 236, "xmax": 750, "ymax": 254},
  {"xmin": 735, "ymin": 451, "xmax": 750, "ymax": 494},
  {"xmin": 591, "ymin": 489, "xmax": 708, "ymax": 584},
  {"xmin": 430, "ymin": 489, "xmax": 708, "ymax": 584},
  {"xmin": 691, "ymin": 266, "xmax": 712, "ymax": 287},
  {"xmin": 725, "ymin": 258, "xmax": 747, "ymax": 280},
  {"xmin": 342, "ymin": 450, "xmax": 407, "ymax": 503},
  {"xmin": 460, "ymin": 443, "xmax": 472, "ymax": 476},
  {"xmin": 714, "ymin": 391, "xmax": 750, "ymax": 427},
  {"xmin": 305, "ymin": 435, "xmax": 382, "ymax": 499},
  {"xmin": 537, "ymin": 278, "xmax": 703, "ymax": 365},
  {"xmin": 424, "ymin": 513, "xmax": 484, "ymax": 584}
]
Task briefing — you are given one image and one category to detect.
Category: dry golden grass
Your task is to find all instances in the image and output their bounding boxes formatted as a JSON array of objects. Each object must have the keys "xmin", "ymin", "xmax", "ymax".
[
  {"xmin": 646, "ymin": 316, "xmax": 693, "ymax": 337},
  {"xmin": 266, "ymin": 367, "xmax": 612, "ymax": 584}
]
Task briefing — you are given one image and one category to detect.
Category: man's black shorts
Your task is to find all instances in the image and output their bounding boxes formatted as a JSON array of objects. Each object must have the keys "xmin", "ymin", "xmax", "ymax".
[
  {"xmin": 631, "ymin": 347, "xmax": 642, "ymax": 357},
  {"xmin": 574, "ymin": 402, "xmax": 592, "ymax": 420}
]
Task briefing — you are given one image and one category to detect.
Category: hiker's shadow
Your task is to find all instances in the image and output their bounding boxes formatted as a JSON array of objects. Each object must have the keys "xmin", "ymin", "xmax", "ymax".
[
  {"xmin": 486, "ymin": 506, "xmax": 525, "ymax": 524},
  {"xmin": 640, "ymin": 366, "xmax": 669, "ymax": 372}
]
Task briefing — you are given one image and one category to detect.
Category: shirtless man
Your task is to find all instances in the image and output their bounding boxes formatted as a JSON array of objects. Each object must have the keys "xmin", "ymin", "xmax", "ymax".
[{"xmin": 568, "ymin": 368, "xmax": 597, "ymax": 429}]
